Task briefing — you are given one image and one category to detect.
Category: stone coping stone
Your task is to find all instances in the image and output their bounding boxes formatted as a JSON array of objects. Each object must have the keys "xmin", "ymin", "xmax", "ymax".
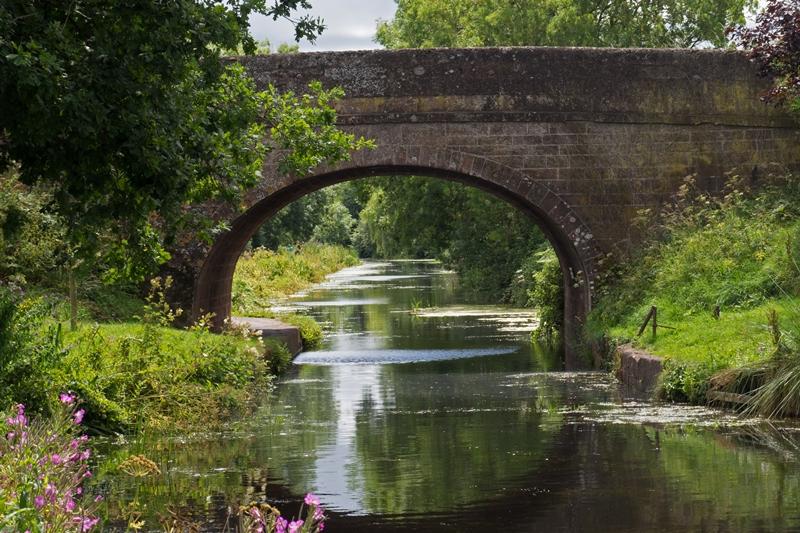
[
  {"xmin": 615, "ymin": 344, "xmax": 663, "ymax": 395},
  {"xmin": 231, "ymin": 316, "xmax": 303, "ymax": 356}
]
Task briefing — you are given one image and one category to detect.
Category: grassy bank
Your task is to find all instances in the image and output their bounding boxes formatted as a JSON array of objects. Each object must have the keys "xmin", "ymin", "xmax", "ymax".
[
  {"xmin": 233, "ymin": 243, "xmax": 359, "ymax": 311},
  {"xmin": 590, "ymin": 175, "xmax": 800, "ymax": 413},
  {"xmin": 232, "ymin": 243, "xmax": 358, "ymax": 348},
  {"xmin": 1, "ymin": 279, "xmax": 294, "ymax": 434}
]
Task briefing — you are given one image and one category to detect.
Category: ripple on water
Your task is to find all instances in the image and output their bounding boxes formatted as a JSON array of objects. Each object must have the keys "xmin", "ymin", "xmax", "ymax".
[{"xmin": 293, "ymin": 347, "xmax": 519, "ymax": 365}]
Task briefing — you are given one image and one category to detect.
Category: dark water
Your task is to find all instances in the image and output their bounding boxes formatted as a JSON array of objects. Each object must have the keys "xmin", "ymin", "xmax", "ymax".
[{"xmin": 97, "ymin": 261, "xmax": 800, "ymax": 532}]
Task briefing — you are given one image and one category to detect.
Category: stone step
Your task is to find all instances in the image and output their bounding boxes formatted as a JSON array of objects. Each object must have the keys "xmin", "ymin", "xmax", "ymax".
[{"xmin": 231, "ymin": 316, "xmax": 303, "ymax": 356}]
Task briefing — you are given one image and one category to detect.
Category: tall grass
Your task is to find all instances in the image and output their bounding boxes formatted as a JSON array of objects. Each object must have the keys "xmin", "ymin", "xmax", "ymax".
[
  {"xmin": 233, "ymin": 243, "xmax": 358, "ymax": 314},
  {"xmin": 589, "ymin": 173, "xmax": 800, "ymax": 406},
  {"xmin": 740, "ymin": 285, "xmax": 800, "ymax": 418}
]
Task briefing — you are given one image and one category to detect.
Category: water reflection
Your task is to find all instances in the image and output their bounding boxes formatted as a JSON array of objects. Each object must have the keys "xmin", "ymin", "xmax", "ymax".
[{"xmin": 94, "ymin": 261, "xmax": 800, "ymax": 532}]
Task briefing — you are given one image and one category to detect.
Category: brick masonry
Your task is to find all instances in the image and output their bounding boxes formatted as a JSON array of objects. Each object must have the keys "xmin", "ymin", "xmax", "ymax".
[{"xmin": 181, "ymin": 47, "xmax": 800, "ymax": 368}]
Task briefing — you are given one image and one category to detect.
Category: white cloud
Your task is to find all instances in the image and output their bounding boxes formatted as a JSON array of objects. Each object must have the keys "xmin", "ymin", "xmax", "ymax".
[{"xmin": 249, "ymin": 0, "xmax": 397, "ymax": 52}]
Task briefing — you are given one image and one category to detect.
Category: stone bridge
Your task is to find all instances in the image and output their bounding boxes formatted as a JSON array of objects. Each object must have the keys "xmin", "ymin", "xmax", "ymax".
[{"xmin": 185, "ymin": 47, "xmax": 800, "ymax": 368}]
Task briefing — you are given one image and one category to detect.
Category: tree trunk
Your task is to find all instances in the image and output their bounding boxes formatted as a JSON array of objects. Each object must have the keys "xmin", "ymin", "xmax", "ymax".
[{"xmin": 69, "ymin": 268, "xmax": 78, "ymax": 332}]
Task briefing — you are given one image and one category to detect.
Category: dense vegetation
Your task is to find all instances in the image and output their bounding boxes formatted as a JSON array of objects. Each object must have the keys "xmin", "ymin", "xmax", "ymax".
[
  {"xmin": 377, "ymin": 0, "xmax": 754, "ymax": 48},
  {"xmin": 0, "ymin": 271, "xmax": 293, "ymax": 433},
  {"xmin": 590, "ymin": 174, "xmax": 800, "ymax": 397}
]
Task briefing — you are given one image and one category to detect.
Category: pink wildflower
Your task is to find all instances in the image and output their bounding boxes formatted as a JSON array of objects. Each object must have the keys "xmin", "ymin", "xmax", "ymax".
[
  {"xmin": 304, "ymin": 493, "xmax": 320, "ymax": 506},
  {"xmin": 51, "ymin": 453, "xmax": 63, "ymax": 465},
  {"xmin": 275, "ymin": 516, "xmax": 288, "ymax": 533},
  {"xmin": 73, "ymin": 409, "xmax": 85, "ymax": 425},
  {"xmin": 59, "ymin": 393, "xmax": 76, "ymax": 405},
  {"xmin": 288, "ymin": 519, "xmax": 304, "ymax": 533},
  {"xmin": 6, "ymin": 404, "xmax": 27, "ymax": 427},
  {"xmin": 34, "ymin": 495, "xmax": 45, "ymax": 509},
  {"xmin": 248, "ymin": 506, "xmax": 265, "ymax": 533},
  {"xmin": 79, "ymin": 517, "xmax": 99, "ymax": 531}
]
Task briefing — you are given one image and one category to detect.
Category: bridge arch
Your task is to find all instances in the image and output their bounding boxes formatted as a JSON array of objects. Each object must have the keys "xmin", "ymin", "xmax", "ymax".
[
  {"xmin": 193, "ymin": 146, "xmax": 599, "ymax": 368},
  {"xmin": 178, "ymin": 47, "xmax": 800, "ymax": 369}
]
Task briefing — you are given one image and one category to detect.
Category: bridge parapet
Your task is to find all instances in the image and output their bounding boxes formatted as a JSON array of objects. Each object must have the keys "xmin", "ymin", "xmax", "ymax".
[{"xmin": 236, "ymin": 48, "xmax": 791, "ymax": 127}]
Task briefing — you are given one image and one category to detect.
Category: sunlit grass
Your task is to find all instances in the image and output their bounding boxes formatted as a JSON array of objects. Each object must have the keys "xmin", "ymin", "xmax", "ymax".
[{"xmin": 233, "ymin": 242, "xmax": 359, "ymax": 314}]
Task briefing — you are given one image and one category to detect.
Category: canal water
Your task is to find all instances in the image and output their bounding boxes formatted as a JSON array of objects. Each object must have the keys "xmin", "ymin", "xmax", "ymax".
[{"xmin": 98, "ymin": 260, "xmax": 800, "ymax": 532}]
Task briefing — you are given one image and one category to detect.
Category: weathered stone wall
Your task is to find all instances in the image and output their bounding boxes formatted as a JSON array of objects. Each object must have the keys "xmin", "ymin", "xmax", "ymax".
[{"xmin": 183, "ymin": 47, "xmax": 800, "ymax": 368}]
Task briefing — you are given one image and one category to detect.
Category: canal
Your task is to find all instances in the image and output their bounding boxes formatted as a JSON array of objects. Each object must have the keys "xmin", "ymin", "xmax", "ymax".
[{"xmin": 98, "ymin": 260, "xmax": 800, "ymax": 532}]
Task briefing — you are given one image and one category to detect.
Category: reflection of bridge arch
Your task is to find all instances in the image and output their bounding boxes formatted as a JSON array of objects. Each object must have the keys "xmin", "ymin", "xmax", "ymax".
[
  {"xmin": 193, "ymin": 152, "xmax": 595, "ymax": 367},
  {"xmin": 182, "ymin": 48, "xmax": 800, "ymax": 368}
]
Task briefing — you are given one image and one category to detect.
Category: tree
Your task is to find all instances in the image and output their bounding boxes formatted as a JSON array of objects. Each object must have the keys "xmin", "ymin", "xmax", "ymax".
[
  {"xmin": 311, "ymin": 200, "xmax": 356, "ymax": 246},
  {"xmin": 376, "ymin": 0, "xmax": 756, "ymax": 49},
  {"xmin": 0, "ymin": 1, "xmax": 368, "ymax": 271},
  {"xmin": 730, "ymin": 0, "xmax": 800, "ymax": 113}
]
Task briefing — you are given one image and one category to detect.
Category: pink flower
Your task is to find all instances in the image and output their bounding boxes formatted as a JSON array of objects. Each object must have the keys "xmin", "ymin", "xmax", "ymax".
[
  {"xmin": 275, "ymin": 516, "xmax": 288, "ymax": 533},
  {"xmin": 288, "ymin": 519, "xmax": 304, "ymax": 533},
  {"xmin": 64, "ymin": 498, "xmax": 76, "ymax": 512},
  {"xmin": 6, "ymin": 404, "xmax": 28, "ymax": 427},
  {"xmin": 304, "ymin": 493, "xmax": 320, "ymax": 506},
  {"xmin": 34, "ymin": 495, "xmax": 45, "ymax": 509},
  {"xmin": 45, "ymin": 483, "xmax": 57, "ymax": 501},
  {"xmin": 73, "ymin": 409, "xmax": 85, "ymax": 425},
  {"xmin": 59, "ymin": 393, "xmax": 76, "ymax": 405},
  {"xmin": 79, "ymin": 517, "xmax": 99, "ymax": 531},
  {"xmin": 51, "ymin": 454, "xmax": 63, "ymax": 465}
]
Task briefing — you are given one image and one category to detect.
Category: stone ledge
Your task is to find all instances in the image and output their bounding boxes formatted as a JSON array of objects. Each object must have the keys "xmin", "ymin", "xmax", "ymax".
[
  {"xmin": 615, "ymin": 344, "xmax": 663, "ymax": 394},
  {"xmin": 231, "ymin": 317, "xmax": 303, "ymax": 357}
]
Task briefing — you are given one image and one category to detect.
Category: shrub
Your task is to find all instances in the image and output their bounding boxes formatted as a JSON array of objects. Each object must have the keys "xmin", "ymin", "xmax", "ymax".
[
  {"xmin": 509, "ymin": 247, "xmax": 564, "ymax": 342},
  {"xmin": 658, "ymin": 358, "xmax": 721, "ymax": 404},
  {"xmin": 263, "ymin": 338, "xmax": 293, "ymax": 375},
  {"xmin": 0, "ymin": 287, "xmax": 65, "ymax": 414},
  {"xmin": 0, "ymin": 170, "xmax": 64, "ymax": 286}
]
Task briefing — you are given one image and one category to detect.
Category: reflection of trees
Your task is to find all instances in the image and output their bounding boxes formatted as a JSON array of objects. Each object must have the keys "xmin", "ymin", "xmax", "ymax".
[
  {"xmin": 352, "ymin": 369, "xmax": 561, "ymax": 515},
  {"xmin": 382, "ymin": 422, "xmax": 800, "ymax": 532},
  {"xmin": 92, "ymin": 375, "xmax": 800, "ymax": 532}
]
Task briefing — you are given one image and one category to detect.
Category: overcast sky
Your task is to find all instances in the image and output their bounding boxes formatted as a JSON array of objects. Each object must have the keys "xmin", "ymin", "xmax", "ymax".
[
  {"xmin": 250, "ymin": 0, "xmax": 397, "ymax": 52},
  {"xmin": 250, "ymin": 0, "xmax": 766, "ymax": 53}
]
